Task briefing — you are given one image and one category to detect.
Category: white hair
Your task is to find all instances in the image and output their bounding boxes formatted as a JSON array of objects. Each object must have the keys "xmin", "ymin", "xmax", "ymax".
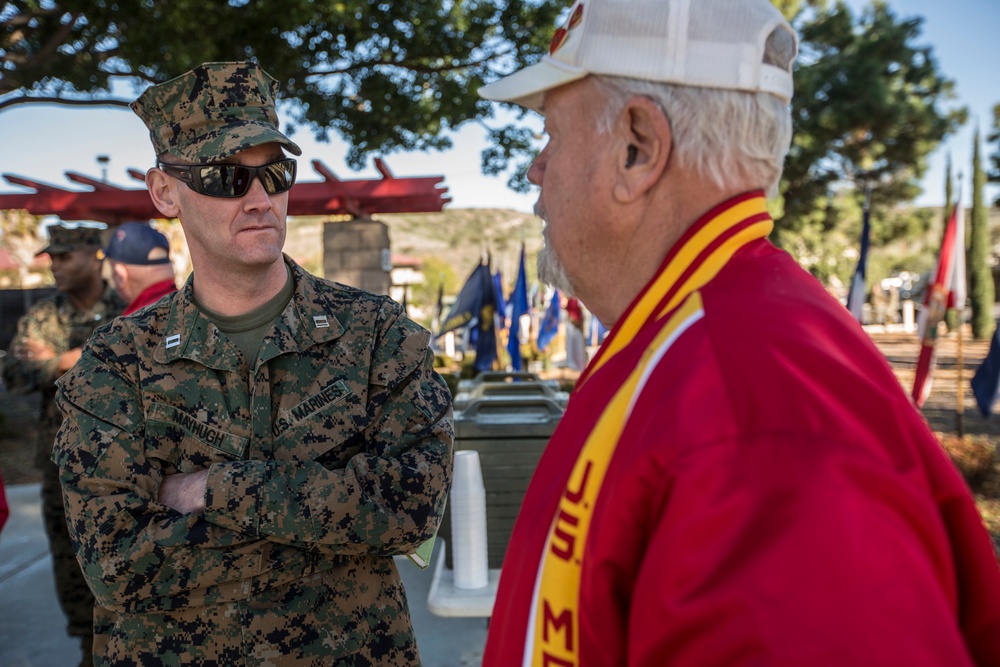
[{"xmin": 593, "ymin": 76, "xmax": 792, "ymax": 198}]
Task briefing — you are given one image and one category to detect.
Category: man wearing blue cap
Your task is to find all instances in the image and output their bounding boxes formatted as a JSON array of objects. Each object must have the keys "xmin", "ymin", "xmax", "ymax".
[{"xmin": 102, "ymin": 222, "xmax": 177, "ymax": 315}]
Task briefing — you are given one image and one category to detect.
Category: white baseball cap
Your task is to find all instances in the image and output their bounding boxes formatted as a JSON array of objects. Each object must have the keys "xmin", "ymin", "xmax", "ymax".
[{"xmin": 478, "ymin": 0, "xmax": 797, "ymax": 112}]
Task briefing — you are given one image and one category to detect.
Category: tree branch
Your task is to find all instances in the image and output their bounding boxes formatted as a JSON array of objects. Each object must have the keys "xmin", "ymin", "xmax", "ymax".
[
  {"xmin": 1, "ymin": 8, "xmax": 62, "ymax": 30},
  {"xmin": 307, "ymin": 46, "xmax": 511, "ymax": 78},
  {"xmin": 0, "ymin": 95, "xmax": 134, "ymax": 113},
  {"xmin": 34, "ymin": 13, "xmax": 84, "ymax": 65}
]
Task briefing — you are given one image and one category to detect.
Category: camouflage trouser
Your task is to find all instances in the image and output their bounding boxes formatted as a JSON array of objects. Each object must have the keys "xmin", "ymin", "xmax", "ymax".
[{"xmin": 41, "ymin": 461, "xmax": 95, "ymax": 666}]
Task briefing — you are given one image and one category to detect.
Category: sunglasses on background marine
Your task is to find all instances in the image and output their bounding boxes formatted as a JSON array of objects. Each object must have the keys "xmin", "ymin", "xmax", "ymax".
[{"xmin": 157, "ymin": 158, "xmax": 297, "ymax": 198}]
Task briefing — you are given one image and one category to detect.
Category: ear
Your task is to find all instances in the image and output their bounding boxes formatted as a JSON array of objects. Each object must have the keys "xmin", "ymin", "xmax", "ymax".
[
  {"xmin": 112, "ymin": 261, "xmax": 129, "ymax": 283},
  {"xmin": 111, "ymin": 261, "xmax": 129, "ymax": 291},
  {"xmin": 146, "ymin": 168, "xmax": 181, "ymax": 218},
  {"xmin": 612, "ymin": 96, "xmax": 672, "ymax": 204}
]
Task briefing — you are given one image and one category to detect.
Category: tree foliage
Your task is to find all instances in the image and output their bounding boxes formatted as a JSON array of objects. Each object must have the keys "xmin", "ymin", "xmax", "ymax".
[
  {"xmin": 412, "ymin": 255, "xmax": 458, "ymax": 325},
  {"xmin": 988, "ymin": 103, "xmax": 1000, "ymax": 207},
  {"xmin": 0, "ymin": 208, "xmax": 43, "ymax": 287},
  {"xmin": 0, "ymin": 0, "xmax": 967, "ymax": 248},
  {"xmin": 781, "ymin": 0, "xmax": 965, "ymax": 233},
  {"xmin": 772, "ymin": 187, "xmax": 935, "ymax": 296},
  {"xmin": 1, "ymin": 0, "xmax": 561, "ymax": 168},
  {"xmin": 969, "ymin": 127, "xmax": 995, "ymax": 339}
]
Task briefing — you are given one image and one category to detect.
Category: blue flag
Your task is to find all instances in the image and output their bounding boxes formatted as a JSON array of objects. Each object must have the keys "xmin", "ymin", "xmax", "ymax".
[
  {"xmin": 537, "ymin": 289, "xmax": 561, "ymax": 351},
  {"xmin": 507, "ymin": 245, "xmax": 530, "ymax": 370},
  {"xmin": 588, "ymin": 314, "xmax": 608, "ymax": 347},
  {"xmin": 493, "ymin": 270, "xmax": 507, "ymax": 330},
  {"xmin": 846, "ymin": 201, "xmax": 871, "ymax": 321},
  {"xmin": 971, "ymin": 323, "xmax": 1000, "ymax": 417},
  {"xmin": 474, "ymin": 265, "xmax": 498, "ymax": 372},
  {"xmin": 438, "ymin": 261, "xmax": 498, "ymax": 371},
  {"xmin": 439, "ymin": 262, "xmax": 492, "ymax": 336}
]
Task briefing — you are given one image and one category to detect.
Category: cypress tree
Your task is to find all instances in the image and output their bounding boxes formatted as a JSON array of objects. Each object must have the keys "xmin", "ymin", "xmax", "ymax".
[{"xmin": 969, "ymin": 127, "xmax": 995, "ymax": 339}]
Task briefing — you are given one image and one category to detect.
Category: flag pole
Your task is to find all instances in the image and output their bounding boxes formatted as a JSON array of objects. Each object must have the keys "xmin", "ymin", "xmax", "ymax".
[
  {"xmin": 955, "ymin": 171, "xmax": 965, "ymax": 437},
  {"xmin": 957, "ymin": 312, "xmax": 965, "ymax": 436}
]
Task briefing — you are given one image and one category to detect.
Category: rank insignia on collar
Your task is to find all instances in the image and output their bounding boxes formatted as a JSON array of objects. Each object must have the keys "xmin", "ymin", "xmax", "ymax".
[
  {"xmin": 165, "ymin": 334, "xmax": 181, "ymax": 348},
  {"xmin": 313, "ymin": 315, "xmax": 330, "ymax": 328}
]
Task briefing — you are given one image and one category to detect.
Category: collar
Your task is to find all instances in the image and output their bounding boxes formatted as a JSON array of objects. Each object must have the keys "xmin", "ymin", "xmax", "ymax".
[
  {"xmin": 578, "ymin": 191, "xmax": 773, "ymax": 387},
  {"xmin": 123, "ymin": 279, "xmax": 176, "ymax": 316},
  {"xmin": 152, "ymin": 256, "xmax": 346, "ymax": 368}
]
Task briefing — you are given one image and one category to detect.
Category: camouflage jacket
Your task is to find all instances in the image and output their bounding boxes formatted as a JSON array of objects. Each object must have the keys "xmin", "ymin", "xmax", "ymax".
[
  {"xmin": 3, "ymin": 283, "xmax": 125, "ymax": 467},
  {"xmin": 54, "ymin": 258, "xmax": 454, "ymax": 666}
]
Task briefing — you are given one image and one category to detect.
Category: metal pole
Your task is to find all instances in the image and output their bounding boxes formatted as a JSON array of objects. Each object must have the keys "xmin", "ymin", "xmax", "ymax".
[{"xmin": 957, "ymin": 313, "xmax": 965, "ymax": 437}]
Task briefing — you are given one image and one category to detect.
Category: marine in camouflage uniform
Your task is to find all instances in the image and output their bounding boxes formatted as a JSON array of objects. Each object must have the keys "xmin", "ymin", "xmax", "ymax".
[
  {"xmin": 3, "ymin": 224, "xmax": 126, "ymax": 667},
  {"xmin": 52, "ymin": 61, "xmax": 454, "ymax": 666}
]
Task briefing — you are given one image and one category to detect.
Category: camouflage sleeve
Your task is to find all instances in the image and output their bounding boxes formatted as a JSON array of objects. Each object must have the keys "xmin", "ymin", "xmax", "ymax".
[
  {"xmin": 203, "ymin": 300, "xmax": 454, "ymax": 555},
  {"xmin": 3, "ymin": 301, "xmax": 64, "ymax": 392},
  {"xmin": 54, "ymin": 334, "xmax": 273, "ymax": 611}
]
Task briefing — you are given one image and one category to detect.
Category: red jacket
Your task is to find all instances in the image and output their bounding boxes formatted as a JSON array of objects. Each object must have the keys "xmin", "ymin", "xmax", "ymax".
[
  {"xmin": 122, "ymin": 279, "xmax": 176, "ymax": 316},
  {"xmin": 483, "ymin": 192, "xmax": 1000, "ymax": 667}
]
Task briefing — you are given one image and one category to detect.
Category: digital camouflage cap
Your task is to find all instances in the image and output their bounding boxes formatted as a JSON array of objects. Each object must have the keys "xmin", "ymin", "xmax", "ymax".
[
  {"xmin": 36, "ymin": 224, "xmax": 105, "ymax": 256},
  {"xmin": 130, "ymin": 61, "xmax": 302, "ymax": 162}
]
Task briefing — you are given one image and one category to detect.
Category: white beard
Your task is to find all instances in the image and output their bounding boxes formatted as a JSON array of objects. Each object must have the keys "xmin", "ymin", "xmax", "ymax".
[{"xmin": 535, "ymin": 201, "xmax": 575, "ymax": 296}]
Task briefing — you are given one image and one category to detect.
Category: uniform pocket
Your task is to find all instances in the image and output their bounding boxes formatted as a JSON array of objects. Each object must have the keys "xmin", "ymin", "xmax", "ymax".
[
  {"xmin": 146, "ymin": 402, "xmax": 249, "ymax": 473},
  {"xmin": 106, "ymin": 603, "xmax": 246, "ymax": 665}
]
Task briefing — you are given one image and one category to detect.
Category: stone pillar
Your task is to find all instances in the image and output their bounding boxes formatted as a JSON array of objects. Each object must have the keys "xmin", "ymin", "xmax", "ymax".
[{"xmin": 322, "ymin": 218, "xmax": 392, "ymax": 295}]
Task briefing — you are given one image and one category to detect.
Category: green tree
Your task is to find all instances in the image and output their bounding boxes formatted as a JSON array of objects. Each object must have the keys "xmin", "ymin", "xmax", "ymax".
[
  {"xmin": 412, "ymin": 256, "xmax": 458, "ymax": 329},
  {"xmin": 0, "ymin": 208, "xmax": 43, "ymax": 287},
  {"xmin": 781, "ymin": 1, "xmax": 965, "ymax": 233},
  {"xmin": 0, "ymin": 0, "xmax": 965, "ymax": 223},
  {"xmin": 969, "ymin": 126, "xmax": 995, "ymax": 339},
  {"xmin": 943, "ymin": 154, "xmax": 954, "ymax": 237},
  {"xmin": 0, "ymin": 0, "xmax": 561, "ymax": 168},
  {"xmin": 988, "ymin": 103, "xmax": 1000, "ymax": 207},
  {"xmin": 773, "ymin": 185, "xmax": 935, "ymax": 295}
]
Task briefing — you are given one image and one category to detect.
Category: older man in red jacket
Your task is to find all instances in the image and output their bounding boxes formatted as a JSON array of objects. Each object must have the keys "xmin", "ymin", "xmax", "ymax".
[{"xmin": 476, "ymin": 0, "xmax": 1000, "ymax": 665}]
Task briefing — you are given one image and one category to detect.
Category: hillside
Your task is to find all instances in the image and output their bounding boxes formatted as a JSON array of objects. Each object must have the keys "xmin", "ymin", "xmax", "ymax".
[{"xmin": 286, "ymin": 207, "xmax": 544, "ymax": 282}]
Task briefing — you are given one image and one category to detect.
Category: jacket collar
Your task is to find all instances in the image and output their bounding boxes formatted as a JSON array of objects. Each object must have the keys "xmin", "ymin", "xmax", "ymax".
[
  {"xmin": 579, "ymin": 191, "xmax": 773, "ymax": 387},
  {"xmin": 153, "ymin": 255, "xmax": 346, "ymax": 368}
]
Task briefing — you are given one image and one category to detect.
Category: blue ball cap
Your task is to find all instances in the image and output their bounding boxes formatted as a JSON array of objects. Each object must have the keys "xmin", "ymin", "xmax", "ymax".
[{"xmin": 102, "ymin": 222, "xmax": 171, "ymax": 265}]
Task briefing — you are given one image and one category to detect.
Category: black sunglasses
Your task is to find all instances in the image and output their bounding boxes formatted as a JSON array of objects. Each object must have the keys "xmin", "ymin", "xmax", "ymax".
[{"xmin": 157, "ymin": 158, "xmax": 297, "ymax": 198}]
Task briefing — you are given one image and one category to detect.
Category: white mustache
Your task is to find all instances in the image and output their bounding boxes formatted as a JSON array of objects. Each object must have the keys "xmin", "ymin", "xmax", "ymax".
[{"xmin": 533, "ymin": 199, "xmax": 546, "ymax": 222}]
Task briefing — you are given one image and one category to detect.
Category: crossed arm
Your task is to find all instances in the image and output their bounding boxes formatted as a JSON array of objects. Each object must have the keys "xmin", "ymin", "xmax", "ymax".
[{"xmin": 54, "ymin": 341, "xmax": 453, "ymax": 612}]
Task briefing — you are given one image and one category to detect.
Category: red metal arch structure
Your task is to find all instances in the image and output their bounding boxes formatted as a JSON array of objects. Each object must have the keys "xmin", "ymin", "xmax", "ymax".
[{"xmin": 0, "ymin": 158, "xmax": 450, "ymax": 224}]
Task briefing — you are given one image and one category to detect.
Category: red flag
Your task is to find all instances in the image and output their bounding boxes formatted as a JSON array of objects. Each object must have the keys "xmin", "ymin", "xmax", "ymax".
[{"xmin": 912, "ymin": 194, "xmax": 966, "ymax": 406}]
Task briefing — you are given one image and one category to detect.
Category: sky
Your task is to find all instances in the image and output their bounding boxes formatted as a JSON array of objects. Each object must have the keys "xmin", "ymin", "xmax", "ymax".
[{"xmin": 0, "ymin": 0, "xmax": 996, "ymax": 215}]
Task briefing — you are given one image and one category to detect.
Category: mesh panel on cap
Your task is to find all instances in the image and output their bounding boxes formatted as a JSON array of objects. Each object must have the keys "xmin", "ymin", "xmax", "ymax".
[
  {"xmin": 578, "ymin": 0, "xmax": 678, "ymax": 81},
  {"xmin": 685, "ymin": 0, "xmax": 793, "ymax": 94},
  {"xmin": 689, "ymin": 1, "xmax": 765, "ymax": 44}
]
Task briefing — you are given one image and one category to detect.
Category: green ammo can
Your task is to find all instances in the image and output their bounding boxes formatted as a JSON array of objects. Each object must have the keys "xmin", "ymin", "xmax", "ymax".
[{"xmin": 453, "ymin": 371, "xmax": 568, "ymax": 411}]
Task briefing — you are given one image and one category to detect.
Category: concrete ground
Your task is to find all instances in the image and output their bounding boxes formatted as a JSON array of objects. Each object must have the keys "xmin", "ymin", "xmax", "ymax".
[{"xmin": 0, "ymin": 483, "xmax": 488, "ymax": 666}]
